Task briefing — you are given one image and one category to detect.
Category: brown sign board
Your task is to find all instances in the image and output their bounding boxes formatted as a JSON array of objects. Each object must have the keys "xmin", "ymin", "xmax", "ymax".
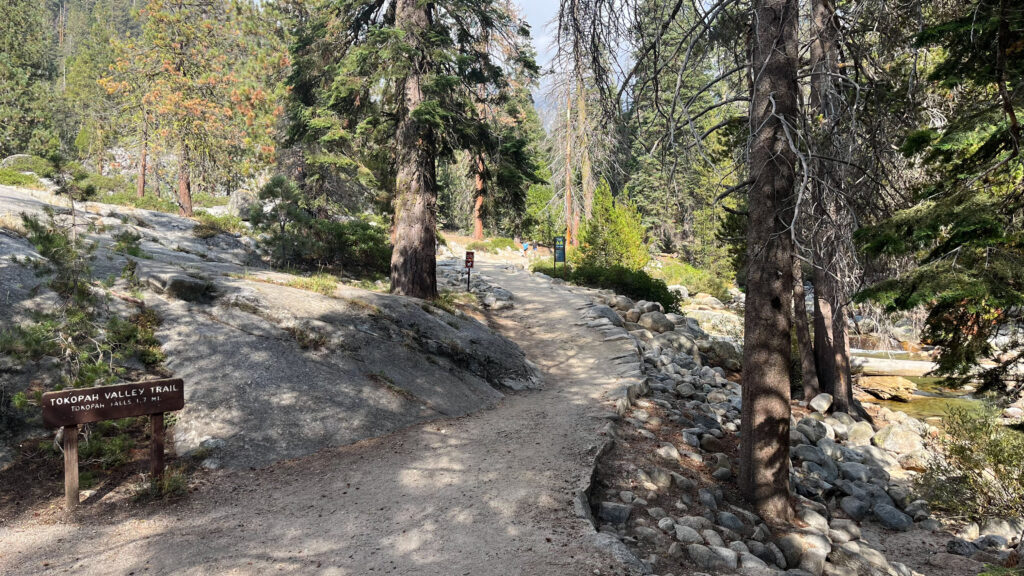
[
  {"xmin": 42, "ymin": 378, "xmax": 184, "ymax": 429},
  {"xmin": 465, "ymin": 251, "xmax": 475, "ymax": 268}
]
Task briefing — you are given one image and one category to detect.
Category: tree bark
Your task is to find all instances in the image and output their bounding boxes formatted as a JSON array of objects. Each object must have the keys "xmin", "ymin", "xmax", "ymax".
[
  {"xmin": 832, "ymin": 306, "xmax": 853, "ymax": 413},
  {"xmin": 177, "ymin": 144, "xmax": 193, "ymax": 217},
  {"xmin": 390, "ymin": 0, "xmax": 437, "ymax": 299},
  {"xmin": 738, "ymin": 0, "xmax": 798, "ymax": 523},
  {"xmin": 813, "ymin": 266, "xmax": 838, "ymax": 392},
  {"xmin": 564, "ymin": 95, "xmax": 575, "ymax": 245},
  {"xmin": 472, "ymin": 154, "xmax": 485, "ymax": 241},
  {"xmin": 793, "ymin": 259, "xmax": 819, "ymax": 399},
  {"xmin": 137, "ymin": 116, "xmax": 147, "ymax": 199}
]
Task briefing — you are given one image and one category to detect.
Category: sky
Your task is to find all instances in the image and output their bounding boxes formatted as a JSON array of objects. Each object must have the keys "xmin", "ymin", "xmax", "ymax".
[
  {"xmin": 516, "ymin": 0, "xmax": 560, "ymax": 122},
  {"xmin": 517, "ymin": 0, "xmax": 558, "ymax": 69}
]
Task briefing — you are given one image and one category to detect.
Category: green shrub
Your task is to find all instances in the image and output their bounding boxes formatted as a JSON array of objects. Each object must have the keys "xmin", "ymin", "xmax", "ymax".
[
  {"xmin": 112, "ymin": 230, "xmax": 149, "ymax": 258},
  {"xmin": 466, "ymin": 237, "xmax": 518, "ymax": 253},
  {"xmin": 2, "ymin": 155, "xmax": 55, "ymax": 177},
  {"xmin": 654, "ymin": 259, "xmax": 732, "ymax": 302},
  {"xmin": 101, "ymin": 188, "xmax": 180, "ymax": 213},
  {"xmin": 532, "ymin": 261, "xmax": 680, "ymax": 313},
  {"xmin": 193, "ymin": 212, "xmax": 246, "ymax": 238},
  {"xmin": 284, "ymin": 273, "xmax": 338, "ymax": 296},
  {"xmin": 916, "ymin": 407, "xmax": 1024, "ymax": 521},
  {"xmin": 574, "ymin": 179, "xmax": 650, "ymax": 270},
  {"xmin": 0, "ymin": 168, "xmax": 43, "ymax": 188},
  {"xmin": 252, "ymin": 175, "xmax": 391, "ymax": 277}
]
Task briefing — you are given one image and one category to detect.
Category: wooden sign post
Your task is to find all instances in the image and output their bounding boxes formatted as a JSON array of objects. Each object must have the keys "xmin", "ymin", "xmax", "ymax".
[
  {"xmin": 42, "ymin": 378, "xmax": 184, "ymax": 509},
  {"xmin": 465, "ymin": 250, "xmax": 475, "ymax": 291}
]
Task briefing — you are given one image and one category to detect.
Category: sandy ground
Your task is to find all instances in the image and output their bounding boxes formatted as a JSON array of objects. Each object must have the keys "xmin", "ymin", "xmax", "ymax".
[{"xmin": 0, "ymin": 260, "xmax": 637, "ymax": 576}]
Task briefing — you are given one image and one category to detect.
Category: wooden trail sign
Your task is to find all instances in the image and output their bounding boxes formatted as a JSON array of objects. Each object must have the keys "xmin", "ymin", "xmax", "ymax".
[
  {"xmin": 465, "ymin": 250, "xmax": 475, "ymax": 290},
  {"xmin": 42, "ymin": 378, "xmax": 184, "ymax": 509}
]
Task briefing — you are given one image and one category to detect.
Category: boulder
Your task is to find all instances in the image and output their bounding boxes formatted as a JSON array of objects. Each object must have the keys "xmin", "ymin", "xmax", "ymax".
[
  {"xmin": 980, "ymin": 517, "xmax": 1024, "ymax": 542},
  {"xmin": 687, "ymin": 543, "xmax": 736, "ymax": 571},
  {"xmin": 691, "ymin": 293, "xmax": 726, "ymax": 309},
  {"xmin": 653, "ymin": 331, "xmax": 702, "ymax": 361},
  {"xmin": 598, "ymin": 501, "xmax": 633, "ymax": 524},
  {"xmin": 683, "ymin": 309, "xmax": 744, "ymax": 338},
  {"xmin": 873, "ymin": 504, "xmax": 913, "ymax": 531},
  {"xmin": 840, "ymin": 496, "xmax": 870, "ymax": 521},
  {"xmin": 897, "ymin": 450, "xmax": 932, "ymax": 472},
  {"xmin": 809, "ymin": 393, "xmax": 834, "ymax": 413},
  {"xmin": 699, "ymin": 338, "xmax": 743, "ymax": 371},
  {"xmin": 610, "ymin": 295, "xmax": 634, "ymax": 311},
  {"xmin": 858, "ymin": 375, "xmax": 918, "ymax": 402},
  {"xmin": 846, "ymin": 421, "xmax": 875, "ymax": 446},
  {"xmin": 872, "ymin": 424, "xmax": 924, "ymax": 455},
  {"xmin": 228, "ymin": 188, "xmax": 259, "ymax": 220},
  {"xmin": 639, "ymin": 311, "xmax": 675, "ymax": 333},
  {"xmin": 588, "ymin": 305, "xmax": 624, "ymax": 328}
]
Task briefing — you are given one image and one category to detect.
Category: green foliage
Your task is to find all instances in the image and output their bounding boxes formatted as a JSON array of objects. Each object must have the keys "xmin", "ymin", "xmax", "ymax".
[
  {"xmin": 521, "ymin": 183, "xmax": 560, "ymax": 243},
  {"xmin": 21, "ymin": 210, "xmax": 95, "ymax": 301},
  {"xmin": 9, "ymin": 211, "xmax": 165, "ymax": 388},
  {"xmin": 653, "ymin": 259, "xmax": 731, "ymax": 302},
  {"xmin": 284, "ymin": 273, "xmax": 338, "ymax": 296},
  {"xmin": 0, "ymin": 1, "xmax": 59, "ymax": 158},
  {"xmin": 251, "ymin": 175, "xmax": 391, "ymax": 276},
  {"xmin": 916, "ymin": 407, "xmax": 1024, "ymax": 521},
  {"xmin": 286, "ymin": 0, "xmax": 538, "ymax": 220},
  {"xmin": 112, "ymin": 230, "xmax": 148, "ymax": 258},
  {"xmin": 2, "ymin": 155, "xmax": 54, "ymax": 177},
  {"xmin": 466, "ymin": 237, "xmax": 517, "ymax": 253},
  {"xmin": 575, "ymin": 179, "xmax": 650, "ymax": 270},
  {"xmin": 0, "ymin": 168, "xmax": 43, "ymax": 189},
  {"xmin": 855, "ymin": 0, "xmax": 1024, "ymax": 391},
  {"xmin": 532, "ymin": 261, "xmax": 680, "ymax": 313},
  {"xmin": 192, "ymin": 212, "xmax": 246, "ymax": 239}
]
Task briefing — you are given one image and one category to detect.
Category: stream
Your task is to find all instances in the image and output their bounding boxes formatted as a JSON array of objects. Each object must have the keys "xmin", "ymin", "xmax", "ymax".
[
  {"xmin": 871, "ymin": 376, "xmax": 986, "ymax": 424},
  {"xmin": 851, "ymin": 349, "xmax": 989, "ymax": 425}
]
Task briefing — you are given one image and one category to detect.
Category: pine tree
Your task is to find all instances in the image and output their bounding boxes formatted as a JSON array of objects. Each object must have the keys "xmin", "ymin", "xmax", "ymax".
[
  {"xmin": 0, "ymin": 0, "xmax": 59, "ymax": 157},
  {"xmin": 856, "ymin": 0, "xmax": 1024, "ymax": 394},
  {"xmin": 287, "ymin": 0, "xmax": 536, "ymax": 298},
  {"xmin": 104, "ymin": 0, "xmax": 257, "ymax": 216}
]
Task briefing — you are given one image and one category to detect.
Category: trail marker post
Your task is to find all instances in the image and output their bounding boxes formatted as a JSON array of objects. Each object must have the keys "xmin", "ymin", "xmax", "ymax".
[
  {"xmin": 554, "ymin": 236, "xmax": 566, "ymax": 277},
  {"xmin": 42, "ymin": 378, "xmax": 185, "ymax": 509},
  {"xmin": 465, "ymin": 250, "xmax": 475, "ymax": 291}
]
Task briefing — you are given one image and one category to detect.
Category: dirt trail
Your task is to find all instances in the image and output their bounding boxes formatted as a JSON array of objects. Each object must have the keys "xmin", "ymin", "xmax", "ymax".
[{"xmin": 0, "ymin": 261, "xmax": 635, "ymax": 576}]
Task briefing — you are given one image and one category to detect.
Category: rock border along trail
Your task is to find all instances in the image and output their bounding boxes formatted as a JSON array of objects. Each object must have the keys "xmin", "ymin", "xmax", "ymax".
[{"xmin": 0, "ymin": 260, "xmax": 642, "ymax": 575}]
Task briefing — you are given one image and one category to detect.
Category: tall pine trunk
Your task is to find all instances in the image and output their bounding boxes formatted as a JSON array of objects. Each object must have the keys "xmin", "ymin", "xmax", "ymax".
[
  {"xmin": 738, "ymin": 0, "xmax": 798, "ymax": 523},
  {"xmin": 137, "ymin": 116, "xmax": 147, "ymax": 199},
  {"xmin": 808, "ymin": 0, "xmax": 853, "ymax": 413},
  {"xmin": 793, "ymin": 259, "xmax": 819, "ymax": 399},
  {"xmin": 564, "ymin": 95, "xmax": 575, "ymax": 245},
  {"xmin": 390, "ymin": 0, "xmax": 438, "ymax": 299},
  {"xmin": 472, "ymin": 154, "xmax": 485, "ymax": 241},
  {"xmin": 177, "ymin": 144, "xmax": 193, "ymax": 217}
]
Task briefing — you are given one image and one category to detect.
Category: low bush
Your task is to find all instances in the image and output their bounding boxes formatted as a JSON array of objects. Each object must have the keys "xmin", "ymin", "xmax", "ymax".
[
  {"xmin": 193, "ymin": 212, "xmax": 246, "ymax": 238},
  {"xmin": 916, "ymin": 407, "xmax": 1024, "ymax": 521},
  {"xmin": 101, "ymin": 188, "xmax": 180, "ymax": 213},
  {"xmin": 653, "ymin": 259, "xmax": 732, "ymax": 302},
  {"xmin": 532, "ymin": 261, "xmax": 680, "ymax": 313},
  {"xmin": 112, "ymin": 230, "xmax": 149, "ymax": 258},
  {"xmin": 252, "ymin": 175, "xmax": 391, "ymax": 277},
  {"xmin": 2, "ymin": 155, "xmax": 55, "ymax": 178},
  {"xmin": 0, "ymin": 168, "xmax": 44, "ymax": 188}
]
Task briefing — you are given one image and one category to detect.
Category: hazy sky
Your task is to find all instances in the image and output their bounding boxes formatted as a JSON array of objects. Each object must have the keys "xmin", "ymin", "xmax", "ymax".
[{"xmin": 517, "ymin": 0, "xmax": 558, "ymax": 68}]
